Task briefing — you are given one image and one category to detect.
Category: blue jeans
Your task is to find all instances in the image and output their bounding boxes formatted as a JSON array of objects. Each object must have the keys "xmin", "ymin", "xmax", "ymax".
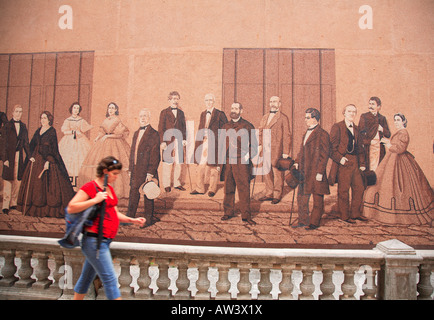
[{"xmin": 74, "ymin": 235, "xmax": 120, "ymax": 300}]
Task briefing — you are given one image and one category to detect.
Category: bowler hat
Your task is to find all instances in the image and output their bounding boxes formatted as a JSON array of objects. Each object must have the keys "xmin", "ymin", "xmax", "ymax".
[
  {"xmin": 284, "ymin": 168, "xmax": 305, "ymax": 189},
  {"xmin": 139, "ymin": 178, "xmax": 161, "ymax": 199},
  {"xmin": 276, "ymin": 157, "xmax": 295, "ymax": 171}
]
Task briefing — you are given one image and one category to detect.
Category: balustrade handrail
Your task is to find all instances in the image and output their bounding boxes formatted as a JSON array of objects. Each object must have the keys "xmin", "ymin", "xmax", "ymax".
[{"xmin": 0, "ymin": 235, "xmax": 433, "ymax": 300}]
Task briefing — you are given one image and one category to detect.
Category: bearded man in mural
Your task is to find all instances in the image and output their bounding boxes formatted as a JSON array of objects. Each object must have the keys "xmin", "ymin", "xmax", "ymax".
[
  {"xmin": 219, "ymin": 102, "xmax": 258, "ymax": 226},
  {"xmin": 257, "ymin": 96, "xmax": 291, "ymax": 205},
  {"xmin": 329, "ymin": 104, "xmax": 368, "ymax": 224}
]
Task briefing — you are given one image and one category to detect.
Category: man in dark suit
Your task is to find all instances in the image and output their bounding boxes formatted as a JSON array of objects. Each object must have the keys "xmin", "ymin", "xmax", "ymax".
[
  {"xmin": 358, "ymin": 96, "xmax": 391, "ymax": 171},
  {"xmin": 328, "ymin": 104, "xmax": 368, "ymax": 223},
  {"xmin": 127, "ymin": 109, "xmax": 161, "ymax": 227},
  {"xmin": 257, "ymin": 96, "xmax": 291, "ymax": 204},
  {"xmin": 220, "ymin": 102, "xmax": 258, "ymax": 225},
  {"xmin": 292, "ymin": 108, "xmax": 330, "ymax": 230},
  {"xmin": 1, "ymin": 105, "xmax": 30, "ymax": 214},
  {"xmin": 158, "ymin": 91, "xmax": 187, "ymax": 192},
  {"xmin": 190, "ymin": 93, "xmax": 228, "ymax": 197},
  {"xmin": 0, "ymin": 111, "xmax": 7, "ymax": 161}
]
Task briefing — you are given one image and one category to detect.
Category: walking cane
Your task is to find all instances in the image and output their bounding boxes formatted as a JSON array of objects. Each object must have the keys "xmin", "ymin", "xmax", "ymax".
[
  {"xmin": 23, "ymin": 160, "xmax": 34, "ymax": 215},
  {"xmin": 184, "ymin": 144, "xmax": 193, "ymax": 191},
  {"xmin": 250, "ymin": 160, "xmax": 259, "ymax": 198},
  {"xmin": 289, "ymin": 185, "xmax": 296, "ymax": 226}
]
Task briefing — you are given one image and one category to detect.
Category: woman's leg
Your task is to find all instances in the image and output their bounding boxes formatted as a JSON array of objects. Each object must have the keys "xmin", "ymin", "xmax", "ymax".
[
  {"xmin": 73, "ymin": 258, "xmax": 97, "ymax": 299},
  {"xmin": 79, "ymin": 236, "xmax": 121, "ymax": 300}
]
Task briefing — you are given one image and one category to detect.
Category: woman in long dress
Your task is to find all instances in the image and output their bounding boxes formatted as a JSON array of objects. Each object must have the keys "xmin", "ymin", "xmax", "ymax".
[
  {"xmin": 363, "ymin": 113, "xmax": 433, "ymax": 225},
  {"xmin": 58, "ymin": 102, "xmax": 93, "ymax": 188},
  {"xmin": 77, "ymin": 102, "xmax": 130, "ymax": 199},
  {"xmin": 18, "ymin": 111, "xmax": 75, "ymax": 217}
]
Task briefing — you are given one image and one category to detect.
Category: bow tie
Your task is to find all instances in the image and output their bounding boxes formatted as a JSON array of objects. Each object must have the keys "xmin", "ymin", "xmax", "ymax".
[
  {"xmin": 206, "ymin": 110, "xmax": 212, "ymax": 114},
  {"xmin": 349, "ymin": 124, "xmax": 353, "ymax": 128},
  {"xmin": 13, "ymin": 120, "xmax": 20, "ymax": 123},
  {"xmin": 171, "ymin": 107, "xmax": 178, "ymax": 111},
  {"xmin": 140, "ymin": 125, "xmax": 148, "ymax": 130},
  {"xmin": 270, "ymin": 110, "xmax": 277, "ymax": 114}
]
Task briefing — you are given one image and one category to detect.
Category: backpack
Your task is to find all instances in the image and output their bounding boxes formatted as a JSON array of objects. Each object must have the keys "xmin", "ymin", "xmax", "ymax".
[{"xmin": 58, "ymin": 182, "xmax": 102, "ymax": 249}]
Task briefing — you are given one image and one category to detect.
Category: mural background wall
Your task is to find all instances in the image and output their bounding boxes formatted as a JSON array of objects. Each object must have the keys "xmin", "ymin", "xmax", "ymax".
[{"xmin": 0, "ymin": 0, "xmax": 432, "ymax": 248}]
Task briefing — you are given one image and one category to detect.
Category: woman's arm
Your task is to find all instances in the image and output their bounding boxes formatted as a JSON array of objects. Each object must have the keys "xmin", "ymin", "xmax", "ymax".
[
  {"xmin": 66, "ymin": 189, "xmax": 106, "ymax": 214},
  {"xmin": 115, "ymin": 206, "xmax": 146, "ymax": 227}
]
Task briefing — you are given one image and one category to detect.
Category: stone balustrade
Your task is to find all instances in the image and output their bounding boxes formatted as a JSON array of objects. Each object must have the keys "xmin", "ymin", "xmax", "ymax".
[{"xmin": 0, "ymin": 235, "xmax": 433, "ymax": 300}]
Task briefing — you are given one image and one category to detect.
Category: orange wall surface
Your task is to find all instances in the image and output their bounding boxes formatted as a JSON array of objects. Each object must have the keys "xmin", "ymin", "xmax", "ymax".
[{"xmin": 0, "ymin": 0, "xmax": 432, "ymax": 183}]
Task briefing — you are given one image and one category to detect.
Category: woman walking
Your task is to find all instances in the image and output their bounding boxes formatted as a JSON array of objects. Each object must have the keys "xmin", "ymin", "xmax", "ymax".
[{"xmin": 67, "ymin": 156, "xmax": 145, "ymax": 300}]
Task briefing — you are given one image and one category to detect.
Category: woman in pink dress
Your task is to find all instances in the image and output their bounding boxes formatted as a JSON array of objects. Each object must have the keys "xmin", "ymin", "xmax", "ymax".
[
  {"xmin": 77, "ymin": 102, "xmax": 130, "ymax": 199},
  {"xmin": 363, "ymin": 113, "xmax": 433, "ymax": 225}
]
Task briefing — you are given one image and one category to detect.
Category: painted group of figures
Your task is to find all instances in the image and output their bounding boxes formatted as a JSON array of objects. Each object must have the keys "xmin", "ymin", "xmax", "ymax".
[{"xmin": 0, "ymin": 92, "xmax": 433, "ymax": 231}]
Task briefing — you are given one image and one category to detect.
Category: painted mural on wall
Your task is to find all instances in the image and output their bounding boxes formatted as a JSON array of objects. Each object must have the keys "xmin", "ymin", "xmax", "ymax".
[
  {"xmin": 1, "ymin": 77, "xmax": 432, "ymax": 248},
  {"xmin": 0, "ymin": 1, "xmax": 433, "ymax": 249}
]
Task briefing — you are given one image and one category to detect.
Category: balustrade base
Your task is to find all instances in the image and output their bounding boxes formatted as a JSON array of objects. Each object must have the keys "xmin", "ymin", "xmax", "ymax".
[
  {"xmin": 154, "ymin": 289, "xmax": 171, "ymax": 300},
  {"xmin": 0, "ymin": 286, "xmax": 62, "ymax": 300}
]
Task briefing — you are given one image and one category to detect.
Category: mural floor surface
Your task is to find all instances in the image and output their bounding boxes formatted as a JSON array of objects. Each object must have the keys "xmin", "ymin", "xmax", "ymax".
[{"xmin": 1, "ymin": 183, "xmax": 433, "ymax": 249}]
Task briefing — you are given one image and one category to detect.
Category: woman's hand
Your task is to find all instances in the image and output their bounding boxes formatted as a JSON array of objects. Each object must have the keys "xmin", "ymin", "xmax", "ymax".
[
  {"xmin": 132, "ymin": 217, "xmax": 146, "ymax": 227},
  {"xmin": 94, "ymin": 191, "xmax": 108, "ymax": 204}
]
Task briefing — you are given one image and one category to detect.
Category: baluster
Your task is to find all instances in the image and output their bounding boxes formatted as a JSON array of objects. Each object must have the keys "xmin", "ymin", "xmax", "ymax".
[
  {"xmin": 279, "ymin": 264, "xmax": 295, "ymax": 300},
  {"xmin": 299, "ymin": 264, "xmax": 316, "ymax": 300},
  {"xmin": 0, "ymin": 249, "xmax": 18, "ymax": 286},
  {"xmin": 215, "ymin": 262, "xmax": 231, "ymax": 300},
  {"xmin": 118, "ymin": 256, "xmax": 134, "ymax": 299},
  {"xmin": 340, "ymin": 264, "xmax": 358, "ymax": 300},
  {"xmin": 237, "ymin": 263, "xmax": 252, "ymax": 300},
  {"xmin": 361, "ymin": 265, "xmax": 378, "ymax": 300},
  {"xmin": 319, "ymin": 264, "xmax": 335, "ymax": 300},
  {"xmin": 49, "ymin": 251, "xmax": 64, "ymax": 297},
  {"xmin": 417, "ymin": 264, "xmax": 434, "ymax": 300},
  {"xmin": 174, "ymin": 259, "xmax": 191, "ymax": 299},
  {"xmin": 62, "ymin": 250, "xmax": 85, "ymax": 298},
  {"xmin": 15, "ymin": 250, "xmax": 35, "ymax": 288},
  {"xmin": 195, "ymin": 261, "xmax": 210, "ymax": 300},
  {"xmin": 257, "ymin": 263, "xmax": 273, "ymax": 300},
  {"xmin": 154, "ymin": 258, "xmax": 171, "ymax": 299},
  {"xmin": 136, "ymin": 256, "xmax": 152, "ymax": 299},
  {"xmin": 31, "ymin": 251, "xmax": 53, "ymax": 290}
]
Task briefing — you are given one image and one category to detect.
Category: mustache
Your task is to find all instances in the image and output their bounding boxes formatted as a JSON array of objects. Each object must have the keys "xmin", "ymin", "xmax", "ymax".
[{"xmin": 230, "ymin": 112, "xmax": 240, "ymax": 119}]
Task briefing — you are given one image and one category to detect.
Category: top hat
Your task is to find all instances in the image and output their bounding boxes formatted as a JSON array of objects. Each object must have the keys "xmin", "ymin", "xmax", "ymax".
[
  {"xmin": 139, "ymin": 178, "xmax": 161, "ymax": 199},
  {"xmin": 276, "ymin": 157, "xmax": 295, "ymax": 171},
  {"xmin": 284, "ymin": 168, "xmax": 305, "ymax": 189},
  {"xmin": 361, "ymin": 170, "xmax": 377, "ymax": 189}
]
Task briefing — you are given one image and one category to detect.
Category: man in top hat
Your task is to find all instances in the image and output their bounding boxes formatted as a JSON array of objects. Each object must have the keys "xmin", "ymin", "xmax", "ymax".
[
  {"xmin": 158, "ymin": 91, "xmax": 187, "ymax": 192},
  {"xmin": 220, "ymin": 102, "xmax": 258, "ymax": 225},
  {"xmin": 292, "ymin": 108, "xmax": 330, "ymax": 230},
  {"xmin": 127, "ymin": 108, "xmax": 161, "ymax": 227},
  {"xmin": 328, "ymin": 104, "xmax": 368, "ymax": 223},
  {"xmin": 1, "ymin": 105, "xmax": 30, "ymax": 214},
  {"xmin": 358, "ymin": 96, "xmax": 390, "ymax": 171},
  {"xmin": 257, "ymin": 96, "xmax": 291, "ymax": 204},
  {"xmin": 190, "ymin": 93, "xmax": 228, "ymax": 197}
]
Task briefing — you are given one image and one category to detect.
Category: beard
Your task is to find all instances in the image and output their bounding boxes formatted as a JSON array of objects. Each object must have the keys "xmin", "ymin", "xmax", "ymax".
[{"xmin": 230, "ymin": 111, "xmax": 240, "ymax": 119}]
